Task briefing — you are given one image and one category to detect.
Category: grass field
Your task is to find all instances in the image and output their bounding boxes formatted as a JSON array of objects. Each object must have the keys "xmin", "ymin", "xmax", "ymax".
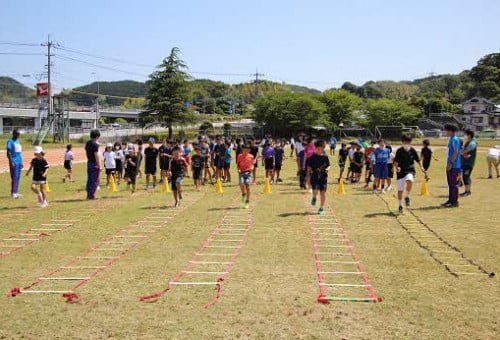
[{"xmin": 0, "ymin": 145, "xmax": 498, "ymax": 339}]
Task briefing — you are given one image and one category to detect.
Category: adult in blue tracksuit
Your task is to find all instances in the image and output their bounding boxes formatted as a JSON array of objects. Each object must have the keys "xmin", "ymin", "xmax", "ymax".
[
  {"xmin": 442, "ymin": 124, "xmax": 461, "ymax": 208},
  {"xmin": 85, "ymin": 129, "xmax": 101, "ymax": 200},
  {"xmin": 6, "ymin": 129, "xmax": 23, "ymax": 198}
]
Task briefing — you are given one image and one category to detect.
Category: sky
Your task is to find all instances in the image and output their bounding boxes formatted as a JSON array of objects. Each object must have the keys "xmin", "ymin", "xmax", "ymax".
[{"xmin": 1, "ymin": 0, "xmax": 499, "ymax": 92}]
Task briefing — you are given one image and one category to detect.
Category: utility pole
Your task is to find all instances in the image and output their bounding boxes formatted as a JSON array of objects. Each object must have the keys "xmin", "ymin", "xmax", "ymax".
[
  {"xmin": 251, "ymin": 69, "xmax": 265, "ymax": 97},
  {"xmin": 41, "ymin": 35, "xmax": 55, "ymax": 133}
]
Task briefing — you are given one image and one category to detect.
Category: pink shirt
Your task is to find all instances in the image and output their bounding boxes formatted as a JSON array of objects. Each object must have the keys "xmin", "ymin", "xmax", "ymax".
[{"xmin": 305, "ymin": 144, "xmax": 316, "ymax": 159}]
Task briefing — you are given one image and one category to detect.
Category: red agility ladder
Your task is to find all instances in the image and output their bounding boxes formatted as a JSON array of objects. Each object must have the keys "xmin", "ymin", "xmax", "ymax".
[
  {"xmin": 303, "ymin": 195, "xmax": 382, "ymax": 304},
  {"xmin": 140, "ymin": 194, "xmax": 259, "ymax": 308}
]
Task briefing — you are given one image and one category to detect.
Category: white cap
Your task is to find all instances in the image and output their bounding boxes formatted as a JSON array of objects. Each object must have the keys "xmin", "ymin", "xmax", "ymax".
[
  {"xmin": 34, "ymin": 146, "xmax": 43, "ymax": 154},
  {"xmin": 106, "ymin": 143, "xmax": 113, "ymax": 148}
]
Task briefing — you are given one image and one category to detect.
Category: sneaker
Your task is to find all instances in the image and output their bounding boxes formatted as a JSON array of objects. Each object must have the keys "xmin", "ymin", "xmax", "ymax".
[
  {"xmin": 37, "ymin": 192, "xmax": 43, "ymax": 203},
  {"xmin": 270, "ymin": 179, "xmax": 274, "ymax": 184},
  {"xmin": 174, "ymin": 201, "xmax": 179, "ymax": 208},
  {"xmin": 62, "ymin": 177, "xmax": 66, "ymax": 183},
  {"xmin": 405, "ymin": 197, "xmax": 410, "ymax": 207},
  {"xmin": 11, "ymin": 193, "xmax": 19, "ymax": 199},
  {"xmin": 311, "ymin": 197, "xmax": 317, "ymax": 206},
  {"xmin": 145, "ymin": 185, "xmax": 150, "ymax": 190},
  {"xmin": 488, "ymin": 175, "xmax": 493, "ymax": 179},
  {"xmin": 372, "ymin": 189, "xmax": 380, "ymax": 194},
  {"xmin": 179, "ymin": 192, "xmax": 183, "ymax": 200},
  {"xmin": 386, "ymin": 185, "xmax": 393, "ymax": 192},
  {"xmin": 244, "ymin": 201, "xmax": 250, "ymax": 209},
  {"xmin": 460, "ymin": 191, "xmax": 471, "ymax": 197},
  {"xmin": 41, "ymin": 201, "xmax": 48, "ymax": 208},
  {"xmin": 443, "ymin": 202, "xmax": 459, "ymax": 208},
  {"xmin": 398, "ymin": 205, "xmax": 403, "ymax": 213},
  {"xmin": 277, "ymin": 178, "xmax": 283, "ymax": 183},
  {"xmin": 153, "ymin": 185, "xmax": 157, "ymax": 190},
  {"xmin": 308, "ymin": 189, "xmax": 313, "ymax": 193},
  {"xmin": 318, "ymin": 207, "xmax": 324, "ymax": 215},
  {"xmin": 441, "ymin": 201, "xmax": 450, "ymax": 207},
  {"xmin": 381, "ymin": 189, "xmax": 386, "ymax": 194}
]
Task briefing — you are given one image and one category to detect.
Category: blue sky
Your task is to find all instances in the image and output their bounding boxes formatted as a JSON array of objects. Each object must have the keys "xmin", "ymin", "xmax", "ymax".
[{"xmin": 1, "ymin": 0, "xmax": 499, "ymax": 91}]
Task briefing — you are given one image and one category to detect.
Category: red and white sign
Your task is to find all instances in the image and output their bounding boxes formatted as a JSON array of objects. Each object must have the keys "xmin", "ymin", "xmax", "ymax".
[{"xmin": 36, "ymin": 83, "xmax": 49, "ymax": 97}]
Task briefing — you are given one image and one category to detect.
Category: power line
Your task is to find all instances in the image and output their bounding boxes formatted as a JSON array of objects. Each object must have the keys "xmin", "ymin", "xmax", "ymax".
[
  {"xmin": 0, "ymin": 52, "xmax": 44, "ymax": 56},
  {"xmin": 54, "ymin": 54, "xmax": 148, "ymax": 78},
  {"xmin": 0, "ymin": 41, "xmax": 40, "ymax": 47}
]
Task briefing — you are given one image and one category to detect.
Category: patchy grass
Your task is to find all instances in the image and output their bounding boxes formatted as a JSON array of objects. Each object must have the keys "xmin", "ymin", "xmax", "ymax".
[{"xmin": 0, "ymin": 147, "xmax": 498, "ymax": 339}]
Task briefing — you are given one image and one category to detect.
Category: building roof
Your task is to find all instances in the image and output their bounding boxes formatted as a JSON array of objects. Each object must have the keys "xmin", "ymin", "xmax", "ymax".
[{"xmin": 462, "ymin": 97, "xmax": 496, "ymax": 105}]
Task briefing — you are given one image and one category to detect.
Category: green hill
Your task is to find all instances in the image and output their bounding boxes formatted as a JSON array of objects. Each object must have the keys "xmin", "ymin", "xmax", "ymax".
[
  {"xmin": 68, "ymin": 80, "xmax": 149, "ymax": 106},
  {"xmin": 0, "ymin": 77, "xmax": 35, "ymax": 101}
]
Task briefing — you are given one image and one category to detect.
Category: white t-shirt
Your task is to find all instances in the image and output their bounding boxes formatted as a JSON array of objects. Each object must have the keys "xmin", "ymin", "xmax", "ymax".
[
  {"xmin": 64, "ymin": 150, "xmax": 74, "ymax": 161},
  {"xmin": 115, "ymin": 149, "xmax": 125, "ymax": 162},
  {"xmin": 295, "ymin": 142, "xmax": 304, "ymax": 154},
  {"xmin": 487, "ymin": 148, "xmax": 500, "ymax": 158},
  {"xmin": 348, "ymin": 148, "xmax": 356, "ymax": 161},
  {"xmin": 103, "ymin": 151, "xmax": 116, "ymax": 169}
]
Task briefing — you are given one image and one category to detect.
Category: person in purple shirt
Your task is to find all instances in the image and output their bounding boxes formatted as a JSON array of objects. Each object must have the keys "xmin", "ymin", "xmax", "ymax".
[{"xmin": 262, "ymin": 141, "xmax": 275, "ymax": 183}]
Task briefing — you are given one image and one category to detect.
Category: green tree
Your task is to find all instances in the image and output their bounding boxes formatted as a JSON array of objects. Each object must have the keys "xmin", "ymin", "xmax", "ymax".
[
  {"xmin": 140, "ymin": 47, "xmax": 195, "ymax": 138},
  {"xmin": 252, "ymin": 92, "xmax": 327, "ymax": 136},
  {"xmin": 321, "ymin": 89, "xmax": 362, "ymax": 127},
  {"xmin": 365, "ymin": 98, "xmax": 422, "ymax": 128}
]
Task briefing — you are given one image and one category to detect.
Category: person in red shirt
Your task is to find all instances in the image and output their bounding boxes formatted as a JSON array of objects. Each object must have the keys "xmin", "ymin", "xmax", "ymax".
[{"xmin": 236, "ymin": 144, "xmax": 255, "ymax": 209}]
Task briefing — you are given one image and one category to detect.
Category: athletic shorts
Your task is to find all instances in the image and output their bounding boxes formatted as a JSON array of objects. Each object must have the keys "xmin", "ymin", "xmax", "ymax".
[
  {"xmin": 274, "ymin": 163, "xmax": 282, "ymax": 171},
  {"xmin": 239, "ymin": 171, "xmax": 252, "ymax": 186},
  {"xmin": 32, "ymin": 180, "xmax": 47, "ymax": 185},
  {"xmin": 224, "ymin": 163, "xmax": 231, "ymax": 170},
  {"xmin": 171, "ymin": 176, "xmax": 183, "ymax": 191},
  {"xmin": 64, "ymin": 160, "xmax": 72, "ymax": 170},
  {"xmin": 145, "ymin": 165, "xmax": 157, "ymax": 175},
  {"xmin": 217, "ymin": 158, "xmax": 225, "ymax": 169},
  {"xmin": 351, "ymin": 164, "xmax": 362, "ymax": 173},
  {"xmin": 387, "ymin": 163, "xmax": 394, "ymax": 178},
  {"xmin": 193, "ymin": 167, "xmax": 202, "ymax": 180},
  {"xmin": 397, "ymin": 173, "xmax": 415, "ymax": 191},
  {"xmin": 264, "ymin": 158, "xmax": 274, "ymax": 170},
  {"xmin": 115, "ymin": 160, "xmax": 123, "ymax": 172},
  {"xmin": 310, "ymin": 176, "xmax": 327, "ymax": 192},
  {"xmin": 127, "ymin": 171, "xmax": 137, "ymax": 185},
  {"xmin": 159, "ymin": 158, "xmax": 169, "ymax": 171},
  {"xmin": 105, "ymin": 168, "xmax": 116, "ymax": 175},
  {"xmin": 338, "ymin": 163, "xmax": 345, "ymax": 170},
  {"xmin": 374, "ymin": 163, "xmax": 388, "ymax": 179},
  {"xmin": 253, "ymin": 161, "xmax": 258, "ymax": 169}
]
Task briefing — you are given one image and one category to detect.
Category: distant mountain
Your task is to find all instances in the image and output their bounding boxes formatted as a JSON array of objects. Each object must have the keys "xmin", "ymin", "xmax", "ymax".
[
  {"xmin": 0, "ymin": 77, "xmax": 35, "ymax": 101},
  {"xmin": 287, "ymin": 84, "xmax": 321, "ymax": 95},
  {"xmin": 68, "ymin": 80, "xmax": 149, "ymax": 106}
]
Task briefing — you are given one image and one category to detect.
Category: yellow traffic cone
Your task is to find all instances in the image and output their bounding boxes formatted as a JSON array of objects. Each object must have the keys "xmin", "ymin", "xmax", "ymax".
[
  {"xmin": 44, "ymin": 181, "xmax": 51, "ymax": 193},
  {"xmin": 215, "ymin": 178, "xmax": 223, "ymax": 194},
  {"xmin": 109, "ymin": 176, "xmax": 118, "ymax": 192},
  {"xmin": 162, "ymin": 177, "xmax": 170, "ymax": 193},
  {"xmin": 263, "ymin": 177, "xmax": 272, "ymax": 194},
  {"xmin": 420, "ymin": 181, "xmax": 430, "ymax": 196},
  {"xmin": 337, "ymin": 179, "xmax": 346, "ymax": 195}
]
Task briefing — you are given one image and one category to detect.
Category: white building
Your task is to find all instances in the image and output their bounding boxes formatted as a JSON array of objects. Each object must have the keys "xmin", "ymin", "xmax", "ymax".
[{"xmin": 455, "ymin": 97, "xmax": 500, "ymax": 131}]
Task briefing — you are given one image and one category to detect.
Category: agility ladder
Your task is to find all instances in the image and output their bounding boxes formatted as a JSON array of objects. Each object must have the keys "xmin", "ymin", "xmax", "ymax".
[
  {"xmin": 140, "ymin": 194, "xmax": 258, "ymax": 308},
  {"xmin": 377, "ymin": 194, "xmax": 494, "ymax": 278},
  {"xmin": 304, "ymin": 195, "xmax": 382, "ymax": 303},
  {"xmin": 8, "ymin": 193, "xmax": 204, "ymax": 302}
]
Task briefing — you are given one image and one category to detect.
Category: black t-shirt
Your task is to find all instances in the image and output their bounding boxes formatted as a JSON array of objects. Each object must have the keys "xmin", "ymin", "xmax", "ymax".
[
  {"xmin": 338, "ymin": 149, "xmax": 348, "ymax": 164},
  {"xmin": 235, "ymin": 145, "xmax": 243, "ymax": 157},
  {"xmin": 191, "ymin": 154, "xmax": 205, "ymax": 168},
  {"xmin": 421, "ymin": 147, "xmax": 432, "ymax": 167},
  {"xmin": 169, "ymin": 157, "xmax": 187, "ymax": 177},
  {"xmin": 125, "ymin": 155, "xmax": 138, "ymax": 173},
  {"xmin": 144, "ymin": 147, "xmax": 159, "ymax": 166},
  {"xmin": 353, "ymin": 150, "xmax": 364, "ymax": 165},
  {"xmin": 31, "ymin": 157, "xmax": 49, "ymax": 181},
  {"xmin": 306, "ymin": 154, "xmax": 330, "ymax": 179},
  {"xmin": 275, "ymin": 147, "xmax": 284, "ymax": 164},
  {"xmin": 85, "ymin": 140, "xmax": 99, "ymax": 163},
  {"xmin": 394, "ymin": 147, "xmax": 420, "ymax": 179},
  {"xmin": 250, "ymin": 145, "xmax": 259, "ymax": 161}
]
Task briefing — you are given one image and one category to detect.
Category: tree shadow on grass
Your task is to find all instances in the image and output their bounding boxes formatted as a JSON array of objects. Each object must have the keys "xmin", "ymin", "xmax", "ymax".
[
  {"xmin": 364, "ymin": 212, "xmax": 395, "ymax": 218},
  {"xmin": 208, "ymin": 207, "xmax": 243, "ymax": 211},
  {"xmin": 278, "ymin": 212, "xmax": 311, "ymax": 217},
  {"xmin": 410, "ymin": 205, "xmax": 444, "ymax": 212}
]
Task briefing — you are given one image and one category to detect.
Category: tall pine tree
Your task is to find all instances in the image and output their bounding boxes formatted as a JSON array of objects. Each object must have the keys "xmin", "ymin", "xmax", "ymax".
[{"xmin": 141, "ymin": 47, "xmax": 194, "ymax": 138}]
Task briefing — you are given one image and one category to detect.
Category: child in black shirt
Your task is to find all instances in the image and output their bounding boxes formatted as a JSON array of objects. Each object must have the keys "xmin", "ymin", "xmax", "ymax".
[
  {"xmin": 306, "ymin": 140, "xmax": 330, "ymax": 215},
  {"xmin": 25, "ymin": 146, "xmax": 49, "ymax": 208},
  {"xmin": 394, "ymin": 134, "xmax": 426, "ymax": 213},
  {"xmin": 125, "ymin": 147, "xmax": 138, "ymax": 194},
  {"xmin": 168, "ymin": 146, "xmax": 189, "ymax": 207},
  {"xmin": 421, "ymin": 139, "xmax": 438, "ymax": 180},
  {"xmin": 191, "ymin": 147, "xmax": 205, "ymax": 191}
]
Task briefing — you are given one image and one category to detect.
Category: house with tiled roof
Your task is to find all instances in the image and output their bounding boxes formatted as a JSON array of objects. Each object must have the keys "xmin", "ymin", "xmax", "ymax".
[{"xmin": 455, "ymin": 97, "xmax": 500, "ymax": 130}]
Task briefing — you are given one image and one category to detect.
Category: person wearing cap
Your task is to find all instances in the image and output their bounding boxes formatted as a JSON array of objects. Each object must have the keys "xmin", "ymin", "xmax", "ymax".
[
  {"xmin": 102, "ymin": 143, "xmax": 117, "ymax": 189},
  {"xmin": 486, "ymin": 145, "xmax": 500, "ymax": 179},
  {"xmin": 85, "ymin": 129, "xmax": 101, "ymax": 200},
  {"xmin": 25, "ymin": 146, "xmax": 49, "ymax": 208},
  {"xmin": 144, "ymin": 137, "xmax": 159, "ymax": 190},
  {"xmin": 6, "ymin": 129, "xmax": 23, "ymax": 198}
]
